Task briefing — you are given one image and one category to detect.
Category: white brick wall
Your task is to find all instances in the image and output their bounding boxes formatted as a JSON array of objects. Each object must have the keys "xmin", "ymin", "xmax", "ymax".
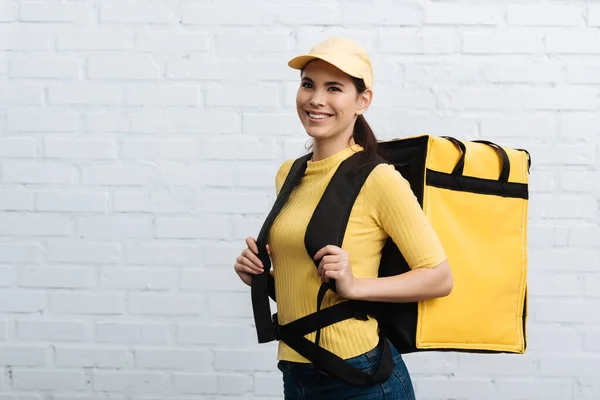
[{"xmin": 0, "ymin": 0, "xmax": 598, "ymax": 399}]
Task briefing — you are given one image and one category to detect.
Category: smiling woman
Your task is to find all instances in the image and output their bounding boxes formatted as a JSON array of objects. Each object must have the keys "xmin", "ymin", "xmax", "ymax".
[{"xmin": 233, "ymin": 37, "xmax": 452, "ymax": 400}]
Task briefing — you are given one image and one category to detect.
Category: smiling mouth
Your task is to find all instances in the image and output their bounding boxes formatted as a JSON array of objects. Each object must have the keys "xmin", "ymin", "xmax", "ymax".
[{"xmin": 306, "ymin": 111, "xmax": 333, "ymax": 120}]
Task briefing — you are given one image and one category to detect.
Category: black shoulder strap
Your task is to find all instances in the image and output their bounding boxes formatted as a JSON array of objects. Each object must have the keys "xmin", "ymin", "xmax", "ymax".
[{"xmin": 251, "ymin": 153, "xmax": 311, "ymax": 343}]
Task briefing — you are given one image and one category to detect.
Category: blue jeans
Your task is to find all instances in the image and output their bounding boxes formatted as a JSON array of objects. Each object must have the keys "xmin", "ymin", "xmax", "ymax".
[{"xmin": 277, "ymin": 341, "xmax": 415, "ymax": 400}]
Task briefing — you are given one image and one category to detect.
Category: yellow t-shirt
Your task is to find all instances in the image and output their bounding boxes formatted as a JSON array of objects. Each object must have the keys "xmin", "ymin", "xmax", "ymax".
[{"xmin": 268, "ymin": 144, "xmax": 447, "ymax": 363}]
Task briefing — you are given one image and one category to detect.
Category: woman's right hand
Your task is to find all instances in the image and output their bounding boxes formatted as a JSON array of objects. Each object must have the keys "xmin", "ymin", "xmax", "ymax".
[{"xmin": 234, "ymin": 237, "xmax": 271, "ymax": 286}]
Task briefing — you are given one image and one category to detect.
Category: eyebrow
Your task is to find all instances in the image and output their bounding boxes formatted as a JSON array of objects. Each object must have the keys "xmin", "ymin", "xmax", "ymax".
[{"xmin": 301, "ymin": 76, "xmax": 345, "ymax": 87}]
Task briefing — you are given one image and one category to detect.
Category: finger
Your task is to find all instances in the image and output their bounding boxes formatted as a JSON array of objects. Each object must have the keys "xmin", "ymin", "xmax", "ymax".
[
  {"xmin": 269, "ymin": 269, "xmax": 274, "ymax": 277},
  {"xmin": 235, "ymin": 261, "xmax": 262, "ymax": 275},
  {"xmin": 242, "ymin": 249, "xmax": 264, "ymax": 269},
  {"xmin": 237, "ymin": 255, "xmax": 263, "ymax": 273},
  {"xmin": 314, "ymin": 245, "xmax": 341, "ymax": 260},
  {"xmin": 266, "ymin": 244, "xmax": 271, "ymax": 255},
  {"xmin": 246, "ymin": 237, "xmax": 259, "ymax": 254}
]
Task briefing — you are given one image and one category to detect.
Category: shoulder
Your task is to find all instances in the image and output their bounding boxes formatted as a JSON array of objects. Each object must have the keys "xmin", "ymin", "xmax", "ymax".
[
  {"xmin": 365, "ymin": 162, "xmax": 409, "ymax": 190},
  {"xmin": 363, "ymin": 161, "xmax": 416, "ymax": 204},
  {"xmin": 275, "ymin": 158, "xmax": 295, "ymax": 195}
]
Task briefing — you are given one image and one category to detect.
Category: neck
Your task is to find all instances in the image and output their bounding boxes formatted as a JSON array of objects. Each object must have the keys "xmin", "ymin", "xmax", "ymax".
[{"xmin": 311, "ymin": 135, "xmax": 356, "ymax": 162}]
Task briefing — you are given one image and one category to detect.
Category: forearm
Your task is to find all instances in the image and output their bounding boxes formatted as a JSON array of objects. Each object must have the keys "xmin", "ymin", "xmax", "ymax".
[{"xmin": 350, "ymin": 259, "xmax": 453, "ymax": 303}]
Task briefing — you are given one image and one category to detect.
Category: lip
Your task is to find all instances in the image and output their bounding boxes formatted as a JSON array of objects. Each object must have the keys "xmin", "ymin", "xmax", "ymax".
[{"xmin": 305, "ymin": 110, "xmax": 334, "ymax": 122}]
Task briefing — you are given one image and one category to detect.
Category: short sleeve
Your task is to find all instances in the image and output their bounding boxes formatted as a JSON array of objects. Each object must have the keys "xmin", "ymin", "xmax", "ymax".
[
  {"xmin": 366, "ymin": 163, "xmax": 447, "ymax": 269},
  {"xmin": 275, "ymin": 159, "xmax": 294, "ymax": 196}
]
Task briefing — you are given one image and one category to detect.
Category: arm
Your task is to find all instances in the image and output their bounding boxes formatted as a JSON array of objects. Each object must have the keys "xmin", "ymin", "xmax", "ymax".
[{"xmin": 354, "ymin": 164, "xmax": 453, "ymax": 302}]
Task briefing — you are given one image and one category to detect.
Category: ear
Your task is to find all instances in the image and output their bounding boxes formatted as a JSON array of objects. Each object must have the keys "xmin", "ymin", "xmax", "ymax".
[{"xmin": 355, "ymin": 89, "xmax": 373, "ymax": 116}]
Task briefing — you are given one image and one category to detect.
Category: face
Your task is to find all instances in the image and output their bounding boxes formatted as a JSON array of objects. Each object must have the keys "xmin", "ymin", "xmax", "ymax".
[{"xmin": 296, "ymin": 59, "xmax": 371, "ymax": 143}]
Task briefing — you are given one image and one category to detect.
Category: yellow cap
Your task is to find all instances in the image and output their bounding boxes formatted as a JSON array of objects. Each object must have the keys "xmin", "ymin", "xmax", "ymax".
[{"xmin": 288, "ymin": 37, "xmax": 374, "ymax": 89}]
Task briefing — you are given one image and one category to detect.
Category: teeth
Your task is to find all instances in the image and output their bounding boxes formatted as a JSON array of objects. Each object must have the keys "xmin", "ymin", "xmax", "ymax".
[{"xmin": 309, "ymin": 113, "xmax": 331, "ymax": 119}]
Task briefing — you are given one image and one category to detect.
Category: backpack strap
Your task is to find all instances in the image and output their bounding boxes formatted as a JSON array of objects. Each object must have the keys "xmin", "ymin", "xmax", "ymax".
[{"xmin": 251, "ymin": 153, "xmax": 312, "ymax": 343}]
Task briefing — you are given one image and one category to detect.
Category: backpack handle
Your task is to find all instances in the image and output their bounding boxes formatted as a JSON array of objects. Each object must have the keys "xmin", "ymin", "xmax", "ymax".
[{"xmin": 442, "ymin": 136, "xmax": 510, "ymax": 184}]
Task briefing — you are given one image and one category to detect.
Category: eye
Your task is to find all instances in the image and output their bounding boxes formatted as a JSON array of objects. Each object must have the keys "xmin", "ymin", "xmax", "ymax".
[
  {"xmin": 328, "ymin": 86, "xmax": 341, "ymax": 92},
  {"xmin": 301, "ymin": 82, "xmax": 313, "ymax": 89}
]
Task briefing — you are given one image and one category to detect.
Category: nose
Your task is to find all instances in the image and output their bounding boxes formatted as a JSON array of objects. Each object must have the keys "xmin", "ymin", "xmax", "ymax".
[{"xmin": 310, "ymin": 89, "xmax": 325, "ymax": 108}]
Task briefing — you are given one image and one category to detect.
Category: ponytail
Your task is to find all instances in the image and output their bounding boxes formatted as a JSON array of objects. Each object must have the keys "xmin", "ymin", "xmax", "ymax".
[{"xmin": 350, "ymin": 76, "xmax": 382, "ymax": 162}]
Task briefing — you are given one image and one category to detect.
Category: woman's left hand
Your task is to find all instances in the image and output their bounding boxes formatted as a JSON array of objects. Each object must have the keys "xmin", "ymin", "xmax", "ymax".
[{"xmin": 314, "ymin": 245, "xmax": 356, "ymax": 299}]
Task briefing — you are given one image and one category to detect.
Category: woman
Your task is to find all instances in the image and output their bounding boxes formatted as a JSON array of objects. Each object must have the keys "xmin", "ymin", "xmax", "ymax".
[{"xmin": 234, "ymin": 37, "xmax": 453, "ymax": 399}]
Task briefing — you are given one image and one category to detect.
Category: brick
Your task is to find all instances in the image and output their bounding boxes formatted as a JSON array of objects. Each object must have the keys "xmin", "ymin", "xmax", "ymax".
[
  {"xmin": 76, "ymin": 216, "xmax": 152, "ymax": 239},
  {"xmin": 3, "ymin": 161, "xmax": 77, "ymax": 184},
  {"xmin": 17, "ymin": 320, "xmax": 91, "ymax": 342},
  {"xmin": 0, "ymin": 138, "xmax": 36, "ymax": 158},
  {"xmin": 508, "ymin": 5, "xmax": 584, "ymax": 26},
  {"xmin": 182, "ymin": 2, "xmax": 264, "ymax": 25},
  {"xmin": 99, "ymin": 267, "xmax": 173, "ymax": 291},
  {"xmin": 92, "ymin": 371, "xmax": 167, "ymax": 393},
  {"xmin": 539, "ymin": 356, "xmax": 600, "ymax": 377},
  {"xmin": 463, "ymin": 30, "xmax": 538, "ymax": 54},
  {"xmin": 202, "ymin": 243, "xmax": 245, "ymax": 267},
  {"xmin": 561, "ymin": 114, "xmax": 600, "ymax": 142},
  {"xmin": 455, "ymin": 353, "xmax": 537, "ymax": 376},
  {"xmin": 374, "ymin": 87, "xmax": 437, "ymax": 109},
  {"xmin": 529, "ymin": 273, "xmax": 582, "ymax": 297},
  {"xmin": 584, "ymin": 329, "xmax": 600, "ymax": 351},
  {"xmin": 494, "ymin": 379, "xmax": 573, "ymax": 400},
  {"xmin": 522, "ymin": 145, "xmax": 595, "ymax": 166},
  {"xmin": 415, "ymin": 378, "xmax": 490, "ymax": 399},
  {"xmin": 10, "ymin": 56, "xmax": 80, "ymax": 78},
  {"xmin": 19, "ymin": 266, "xmax": 93, "ymax": 289},
  {"xmin": 0, "ymin": 189, "xmax": 33, "ymax": 211},
  {"xmin": 0, "ymin": 0, "xmax": 16, "ymax": 21},
  {"xmin": 12, "ymin": 370, "xmax": 84, "ymax": 390},
  {"xmin": 0, "ymin": 395, "xmax": 42, "ymax": 400},
  {"xmin": 100, "ymin": 2, "xmax": 177, "ymax": 23},
  {"xmin": 198, "ymin": 190, "xmax": 272, "ymax": 214},
  {"xmin": 574, "ymin": 379, "xmax": 600, "ymax": 400},
  {"xmin": 125, "ymin": 243, "xmax": 202, "ymax": 266},
  {"xmin": 529, "ymin": 249, "xmax": 598, "ymax": 272},
  {"xmin": 82, "ymin": 164, "xmax": 154, "ymax": 186},
  {"xmin": 0, "ymin": 243, "xmax": 40, "ymax": 263},
  {"xmin": 155, "ymin": 217, "xmax": 230, "ymax": 240},
  {"xmin": 567, "ymin": 62, "xmax": 600, "ymax": 84},
  {"xmin": 125, "ymin": 85, "xmax": 200, "ymax": 106},
  {"xmin": 585, "ymin": 276, "xmax": 600, "ymax": 298},
  {"xmin": 0, "ymin": 345, "xmax": 47, "ymax": 366},
  {"xmin": 569, "ymin": 226, "xmax": 600, "ymax": 246},
  {"xmin": 88, "ymin": 57, "xmax": 160, "ymax": 80},
  {"xmin": 7, "ymin": 109, "xmax": 78, "ymax": 132},
  {"xmin": 404, "ymin": 63, "xmax": 480, "ymax": 85},
  {"xmin": 55, "ymin": 346, "xmax": 132, "ymax": 368},
  {"xmin": 234, "ymin": 162, "xmax": 281, "ymax": 189},
  {"xmin": 206, "ymin": 84, "xmax": 279, "ymax": 107},
  {"xmin": 0, "ymin": 320, "xmax": 5, "ymax": 341},
  {"xmin": 380, "ymin": 28, "xmax": 459, "ymax": 54},
  {"xmin": 135, "ymin": 349, "xmax": 212, "ymax": 370},
  {"xmin": 84, "ymin": 111, "xmax": 129, "ymax": 133},
  {"xmin": 484, "ymin": 61, "xmax": 561, "ymax": 83},
  {"xmin": 444, "ymin": 89, "xmax": 521, "ymax": 111},
  {"xmin": 50, "ymin": 293, "xmax": 123, "ymax": 315},
  {"xmin": 182, "ymin": 269, "xmax": 248, "ymax": 293},
  {"xmin": 46, "ymin": 242, "xmax": 119, "ymax": 264},
  {"xmin": 121, "ymin": 139, "xmax": 196, "ymax": 160},
  {"xmin": 48, "ymin": 85, "xmax": 122, "ymax": 105},
  {"xmin": 520, "ymin": 88, "xmax": 599, "ymax": 111},
  {"xmin": 136, "ymin": 31, "xmax": 209, "ymax": 52},
  {"xmin": 36, "ymin": 192, "xmax": 108, "ymax": 212},
  {"xmin": 177, "ymin": 324, "xmax": 257, "ymax": 346},
  {"xmin": 481, "ymin": 115, "xmax": 556, "ymax": 139},
  {"xmin": 96, "ymin": 322, "xmax": 169, "ymax": 344},
  {"xmin": 0, "ymin": 84, "xmax": 43, "ymax": 105},
  {"xmin": 243, "ymin": 112, "xmax": 304, "ymax": 136},
  {"xmin": 173, "ymin": 373, "xmax": 217, "ymax": 394},
  {"xmin": 561, "ymin": 172, "xmax": 600, "ymax": 193},
  {"xmin": 590, "ymin": 6, "xmax": 600, "ymax": 26},
  {"xmin": 20, "ymin": 2, "xmax": 92, "ymax": 22},
  {"xmin": 254, "ymin": 374, "xmax": 283, "ymax": 396},
  {"xmin": 295, "ymin": 27, "xmax": 376, "ymax": 55},
  {"xmin": 129, "ymin": 294, "xmax": 204, "ymax": 316},
  {"xmin": 0, "ymin": 215, "xmax": 71, "ymax": 236},
  {"xmin": 342, "ymin": 4, "xmax": 419, "ymax": 25},
  {"xmin": 44, "ymin": 138, "xmax": 117, "ymax": 159},
  {"xmin": 202, "ymin": 136, "xmax": 277, "ymax": 161},
  {"xmin": 0, "ymin": 26, "xmax": 52, "ymax": 50},
  {"xmin": 526, "ymin": 326, "xmax": 583, "ymax": 352},
  {"xmin": 208, "ymin": 293, "xmax": 253, "ymax": 318},
  {"xmin": 215, "ymin": 350, "xmax": 281, "ymax": 372},
  {"xmin": 215, "ymin": 31, "xmax": 290, "ymax": 54},
  {"xmin": 165, "ymin": 111, "xmax": 240, "ymax": 134},
  {"xmin": 112, "ymin": 190, "xmax": 152, "ymax": 212},
  {"xmin": 232, "ymin": 217, "xmax": 264, "ymax": 240},
  {"xmin": 425, "ymin": 4, "xmax": 502, "ymax": 25},
  {"xmin": 0, "ymin": 292, "xmax": 44, "ymax": 313},
  {"xmin": 57, "ymin": 29, "xmax": 134, "ymax": 50},
  {"xmin": 535, "ymin": 300, "xmax": 600, "ymax": 323},
  {"xmin": 546, "ymin": 30, "xmax": 600, "ymax": 53},
  {"xmin": 0, "ymin": 266, "xmax": 15, "ymax": 287}
]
